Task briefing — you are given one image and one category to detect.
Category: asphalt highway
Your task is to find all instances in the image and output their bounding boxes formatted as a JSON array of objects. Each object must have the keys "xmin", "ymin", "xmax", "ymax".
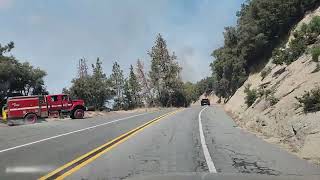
[{"xmin": 0, "ymin": 106, "xmax": 319, "ymax": 180}]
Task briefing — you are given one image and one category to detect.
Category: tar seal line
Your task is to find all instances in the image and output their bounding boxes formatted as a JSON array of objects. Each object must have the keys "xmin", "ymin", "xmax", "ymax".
[{"xmin": 198, "ymin": 106, "xmax": 217, "ymax": 173}]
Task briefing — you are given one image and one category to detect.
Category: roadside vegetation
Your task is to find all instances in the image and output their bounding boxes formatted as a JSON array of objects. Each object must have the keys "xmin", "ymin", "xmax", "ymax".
[
  {"xmin": 210, "ymin": 0, "xmax": 319, "ymax": 101},
  {"xmin": 0, "ymin": 34, "xmax": 211, "ymax": 113},
  {"xmin": 195, "ymin": 77, "xmax": 215, "ymax": 97},
  {"xmin": 0, "ymin": 42, "xmax": 47, "ymax": 112},
  {"xmin": 64, "ymin": 34, "xmax": 208, "ymax": 110},
  {"xmin": 273, "ymin": 16, "xmax": 320, "ymax": 65},
  {"xmin": 259, "ymin": 88, "xmax": 279, "ymax": 106},
  {"xmin": 311, "ymin": 46, "xmax": 320, "ymax": 62},
  {"xmin": 311, "ymin": 46, "xmax": 320, "ymax": 73},
  {"xmin": 260, "ymin": 67, "xmax": 272, "ymax": 80},
  {"xmin": 296, "ymin": 87, "xmax": 320, "ymax": 113},
  {"xmin": 244, "ymin": 84, "xmax": 280, "ymax": 108},
  {"xmin": 244, "ymin": 84, "xmax": 258, "ymax": 107},
  {"xmin": 206, "ymin": 0, "xmax": 320, "ymax": 114}
]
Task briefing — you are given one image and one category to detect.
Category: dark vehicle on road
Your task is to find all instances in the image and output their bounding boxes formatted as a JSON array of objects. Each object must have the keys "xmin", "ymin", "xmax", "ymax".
[{"xmin": 201, "ymin": 98, "xmax": 210, "ymax": 106}]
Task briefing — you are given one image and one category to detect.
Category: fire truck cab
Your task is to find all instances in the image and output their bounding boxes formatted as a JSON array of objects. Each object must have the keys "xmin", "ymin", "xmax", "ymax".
[{"xmin": 4, "ymin": 94, "xmax": 86, "ymax": 124}]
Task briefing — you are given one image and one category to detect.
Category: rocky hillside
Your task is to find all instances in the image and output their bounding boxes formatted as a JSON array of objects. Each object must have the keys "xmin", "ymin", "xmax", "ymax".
[{"xmin": 225, "ymin": 7, "xmax": 320, "ymax": 165}]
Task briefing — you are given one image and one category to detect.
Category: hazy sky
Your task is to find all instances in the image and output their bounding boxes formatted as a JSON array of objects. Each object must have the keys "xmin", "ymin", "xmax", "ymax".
[{"xmin": 0, "ymin": 0, "xmax": 245, "ymax": 93}]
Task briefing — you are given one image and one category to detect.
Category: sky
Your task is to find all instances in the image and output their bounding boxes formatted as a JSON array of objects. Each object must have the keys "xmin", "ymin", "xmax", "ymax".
[{"xmin": 0, "ymin": 0, "xmax": 245, "ymax": 93}]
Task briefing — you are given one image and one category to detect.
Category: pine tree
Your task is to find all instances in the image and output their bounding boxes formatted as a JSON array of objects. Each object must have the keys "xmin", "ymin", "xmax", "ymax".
[
  {"xmin": 91, "ymin": 58, "xmax": 112, "ymax": 109},
  {"xmin": 148, "ymin": 34, "xmax": 168, "ymax": 103},
  {"xmin": 110, "ymin": 61, "xmax": 124, "ymax": 110},
  {"xmin": 0, "ymin": 41, "xmax": 14, "ymax": 56},
  {"xmin": 128, "ymin": 65, "xmax": 142, "ymax": 108},
  {"xmin": 148, "ymin": 34, "xmax": 182, "ymax": 107},
  {"xmin": 78, "ymin": 58, "xmax": 88, "ymax": 78},
  {"xmin": 123, "ymin": 79, "xmax": 132, "ymax": 110},
  {"xmin": 69, "ymin": 58, "xmax": 112, "ymax": 110},
  {"xmin": 136, "ymin": 59, "xmax": 152, "ymax": 106}
]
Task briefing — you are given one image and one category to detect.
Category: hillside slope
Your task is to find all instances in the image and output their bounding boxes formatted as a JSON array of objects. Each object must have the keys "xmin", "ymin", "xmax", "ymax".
[{"xmin": 225, "ymin": 7, "xmax": 320, "ymax": 165}]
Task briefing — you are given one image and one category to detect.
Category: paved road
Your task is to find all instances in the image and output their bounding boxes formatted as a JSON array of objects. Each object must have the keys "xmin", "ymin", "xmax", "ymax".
[
  {"xmin": 0, "ymin": 106, "xmax": 319, "ymax": 180},
  {"xmin": 0, "ymin": 109, "xmax": 174, "ymax": 180}
]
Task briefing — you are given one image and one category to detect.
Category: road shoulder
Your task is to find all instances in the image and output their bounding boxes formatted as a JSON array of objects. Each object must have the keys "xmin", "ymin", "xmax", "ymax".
[{"xmin": 201, "ymin": 105, "xmax": 320, "ymax": 176}]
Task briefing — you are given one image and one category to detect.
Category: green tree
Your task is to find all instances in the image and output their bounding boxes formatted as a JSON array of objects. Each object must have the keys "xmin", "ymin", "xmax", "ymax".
[
  {"xmin": 128, "ymin": 65, "xmax": 142, "ymax": 108},
  {"xmin": 69, "ymin": 77, "xmax": 92, "ymax": 106},
  {"xmin": 148, "ymin": 34, "xmax": 165, "ymax": 103},
  {"xmin": 90, "ymin": 58, "xmax": 113, "ymax": 108},
  {"xmin": 69, "ymin": 58, "xmax": 112, "ymax": 110},
  {"xmin": 62, "ymin": 87, "xmax": 71, "ymax": 95},
  {"xmin": 211, "ymin": 0, "xmax": 319, "ymax": 99},
  {"xmin": 195, "ymin": 77, "xmax": 215, "ymax": 97},
  {"xmin": 183, "ymin": 82, "xmax": 199, "ymax": 105},
  {"xmin": 148, "ymin": 34, "xmax": 182, "ymax": 107},
  {"xmin": 0, "ymin": 43, "xmax": 47, "ymax": 97},
  {"xmin": 273, "ymin": 16, "xmax": 320, "ymax": 65},
  {"xmin": 123, "ymin": 79, "xmax": 133, "ymax": 110},
  {"xmin": 0, "ymin": 42, "xmax": 47, "ymax": 110},
  {"xmin": 0, "ymin": 41, "xmax": 14, "ymax": 56},
  {"xmin": 110, "ymin": 61, "xmax": 125, "ymax": 110}
]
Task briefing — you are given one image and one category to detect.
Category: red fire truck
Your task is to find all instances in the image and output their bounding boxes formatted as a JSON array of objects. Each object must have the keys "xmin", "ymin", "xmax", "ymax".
[{"xmin": 4, "ymin": 94, "xmax": 86, "ymax": 124}]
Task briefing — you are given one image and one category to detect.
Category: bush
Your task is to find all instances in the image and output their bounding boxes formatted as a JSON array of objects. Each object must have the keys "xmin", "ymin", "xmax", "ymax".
[
  {"xmin": 311, "ymin": 46, "xmax": 320, "ymax": 62},
  {"xmin": 257, "ymin": 87, "xmax": 266, "ymax": 98},
  {"xmin": 258, "ymin": 87, "xmax": 279, "ymax": 106},
  {"xmin": 261, "ymin": 67, "xmax": 272, "ymax": 80},
  {"xmin": 244, "ymin": 84, "xmax": 258, "ymax": 107},
  {"xmin": 287, "ymin": 35, "xmax": 307, "ymax": 64},
  {"xmin": 296, "ymin": 87, "xmax": 320, "ymax": 113},
  {"xmin": 273, "ymin": 32, "xmax": 307, "ymax": 65},
  {"xmin": 273, "ymin": 16, "xmax": 320, "ymax": 65},
  {"xmin": 308, "ymin": 16, "xmax": 320, "ymax": 34},
  {"xmin": 267, "ymin": 94, "xmax": 279, "ymax": 106},
  {"xmin": 272, "ymin": 47, "xmax": 290, "ymax": 65},
  {"xmin": 311, "ymin": 46, "xmax": 320, "ymax": 73}
]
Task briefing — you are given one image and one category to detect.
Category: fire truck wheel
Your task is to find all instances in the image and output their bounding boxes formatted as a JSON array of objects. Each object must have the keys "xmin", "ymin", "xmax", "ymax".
[
  {"xmin": 24, "ymin": 113, "xmax": 38, "ymax": 124},
  {"xmin": 73, "ymin": 109, "xmax": 84, "ymax": 119}
]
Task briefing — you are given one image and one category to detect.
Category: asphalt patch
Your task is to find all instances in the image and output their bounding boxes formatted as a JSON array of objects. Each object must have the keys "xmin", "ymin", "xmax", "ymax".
[{"xmin": 232, "ymin": 157, "xmax": 281, "ymax": 176}]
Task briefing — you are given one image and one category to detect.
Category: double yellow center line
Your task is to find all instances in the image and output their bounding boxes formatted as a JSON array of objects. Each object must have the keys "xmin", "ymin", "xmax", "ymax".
[{"xmin": 39, "ymin": 109, "xmax": 181, "ymax": 180}]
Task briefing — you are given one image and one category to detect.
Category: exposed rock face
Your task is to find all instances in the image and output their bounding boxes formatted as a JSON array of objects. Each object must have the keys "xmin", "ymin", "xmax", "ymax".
[{"xmin": 225, "ymin": 7, "xmax": 320, "ymax": 165}]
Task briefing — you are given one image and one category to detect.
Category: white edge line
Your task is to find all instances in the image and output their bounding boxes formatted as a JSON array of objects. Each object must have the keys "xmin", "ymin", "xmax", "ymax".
[
  {"xmin": 198, "ymin": 106, "xmax": 217, "ymax": 173},
  {"xmin": 0, "ymin": 112, "xmax": 154, "ymax": 154}
]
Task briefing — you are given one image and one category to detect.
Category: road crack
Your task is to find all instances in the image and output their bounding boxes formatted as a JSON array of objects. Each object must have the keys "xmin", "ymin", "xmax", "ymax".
[
  {"xmin": 216, "ymin": 145, "xmax": 281, "ymax": 176},
  {"xmin": 232, "ymin": 157, "xmax": 281, "ymax": 176}
]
